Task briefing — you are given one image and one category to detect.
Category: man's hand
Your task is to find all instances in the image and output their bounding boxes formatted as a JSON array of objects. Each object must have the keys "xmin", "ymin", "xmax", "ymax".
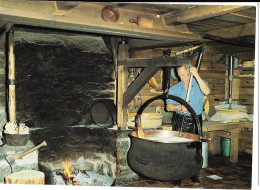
[
  {"xmin": 166, "ymin": 104, "xmax": 177, "ymax": 111},
  {"xmin": 189, "ymin": 66, "xmax": 199, "ymax": 77},
  {"xmin": 181, "ymin": 105, "xmax": 187, "ymax": 112},
  {"xmin": 189, "ymin": 66, "xmax": 211, "ymax": 96},
  {"xmin": 167, "ymin": 104, "xmax": 187, "ymax": 112}
]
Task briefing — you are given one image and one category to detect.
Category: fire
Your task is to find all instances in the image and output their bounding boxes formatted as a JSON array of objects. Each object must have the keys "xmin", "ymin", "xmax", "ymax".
[
  {"xmin": 62, "ymin": 162, "xmax": 80, "ymax": 185},
  {"xmin": 63, "ymin": 162, "xmax": 72, "ymax": 182}
]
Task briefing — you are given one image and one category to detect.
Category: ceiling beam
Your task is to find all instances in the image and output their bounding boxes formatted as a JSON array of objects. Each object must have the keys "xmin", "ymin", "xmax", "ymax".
[
  {"xmin": 0, "ymin": 1, "xmax": 203, "ymax": 42},
  {"xmin": 55, "ymin": 1, "xmax": 80, "ymax": 11},
  {"xmin": 208, "ymin": 44, "xmax": 254, "ymax": 54},
  {"xmin": 206, "ymin": 22, "xmax": 255, "ymax": 38},
  {"xmin": 118, "ymin": 56, "xmax": 183, "ymax": 67},
  {"xmin": 202, "ymin": 34, "xmax": 254, "ymax": 48},
  {"xmin": 164, "ymin": 5, "xmax": 251, "ymax": 25},
  {"xmin": 128, "ymin": 38, "xmax": 204, "ymax": 52},
  {"xmin": 0, "ymin": 23, "xmax": 12, "ymax": 37}
]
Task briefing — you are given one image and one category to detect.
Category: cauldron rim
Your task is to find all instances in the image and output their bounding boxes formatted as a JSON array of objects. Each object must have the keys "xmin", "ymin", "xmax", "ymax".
[{"xmin": 129, "ymin": 129, "xmax": 200, "ymax": 144}]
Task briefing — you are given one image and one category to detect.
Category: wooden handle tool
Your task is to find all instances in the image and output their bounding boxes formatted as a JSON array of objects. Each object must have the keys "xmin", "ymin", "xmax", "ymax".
[{"xmin": 6, "ymin": 141, "xmax": 47, "ymax": 164}]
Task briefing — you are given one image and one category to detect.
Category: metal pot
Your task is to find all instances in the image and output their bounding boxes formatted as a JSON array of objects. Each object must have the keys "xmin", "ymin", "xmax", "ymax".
[
  {"xmin": 127, "ymin": 94, "xmax": 203, "ymax": 181},
  {"xmin": 4, "ymin": 133, "xmax": 30, "ymax": 146},
  {"xmin": 90, "ymin": 99, "xmax": 117, "ymax": 127}
]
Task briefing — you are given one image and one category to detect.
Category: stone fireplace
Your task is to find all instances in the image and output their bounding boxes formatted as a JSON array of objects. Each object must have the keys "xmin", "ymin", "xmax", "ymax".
[
  {"xmin": 0, "ymin": 31, "xmax": 139, "ymax": 186},
  {"xmin": 30, "ymin": 125, "xmax": 138, "ymax": 186}
]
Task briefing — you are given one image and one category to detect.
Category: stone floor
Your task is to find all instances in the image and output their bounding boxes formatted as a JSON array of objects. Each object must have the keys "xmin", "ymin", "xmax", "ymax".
[{"xmin": 125, "ymin": 153, "xmax": 252, "ymax": 189}]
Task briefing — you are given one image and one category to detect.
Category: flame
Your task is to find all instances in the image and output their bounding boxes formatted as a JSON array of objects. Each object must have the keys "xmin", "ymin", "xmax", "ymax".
[
  {"xmin": 63, "ymin": 162, "xmax": 72, "ymax": 182},
  {"xmin": 62, "ymin": 162, "xmax": 80, "ymax": 185}
]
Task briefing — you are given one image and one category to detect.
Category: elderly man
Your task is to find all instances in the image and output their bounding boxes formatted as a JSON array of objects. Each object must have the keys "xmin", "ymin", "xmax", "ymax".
[
  {"xmin": 166, "ymin": 64, "xmax": 210, "ymax": 133},
  {"xmin": 166, "ymin": 64, "xmax": 210, "ymax": 185}
]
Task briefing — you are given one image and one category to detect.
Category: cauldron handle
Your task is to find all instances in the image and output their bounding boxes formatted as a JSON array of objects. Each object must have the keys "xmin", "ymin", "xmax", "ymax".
[{"xmin": 135, "ymin": 94, "xmax": 202, "ymax": 138}]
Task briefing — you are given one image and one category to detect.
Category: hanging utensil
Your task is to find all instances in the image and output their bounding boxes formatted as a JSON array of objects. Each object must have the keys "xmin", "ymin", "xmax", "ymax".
[
  {"xmin": 129, "ymin": 17, "xmax": 154, "ymax": 28},
  {"xmin": 101, "ymin": 6, "xmax": 119, "ymax": 22}
]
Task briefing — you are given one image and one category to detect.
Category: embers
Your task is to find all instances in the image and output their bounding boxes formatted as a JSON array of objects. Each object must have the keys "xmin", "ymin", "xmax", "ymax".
[
  {"xmin": 52, "ymin": 162, "xmax": 114, "ymax": 186},
  {"xmin": 53, "ymin": 169, "xmax": 106, "ymax": 186},
  {"xmin": 56, "ymin": 170, "xmax": 79, "ymax": 185},
  {"xmin": 55, "ymin": 169, "xmax": 94, "ymax": 186},
  {"xmin": 55, "ymin": 162, "xmax": 80, "ymax": 185}
]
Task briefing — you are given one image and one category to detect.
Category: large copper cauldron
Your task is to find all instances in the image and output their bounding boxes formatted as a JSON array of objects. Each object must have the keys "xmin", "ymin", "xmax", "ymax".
[{"xmin": 127, "ymin": 95, "xmax": 203, "ymax": 181}]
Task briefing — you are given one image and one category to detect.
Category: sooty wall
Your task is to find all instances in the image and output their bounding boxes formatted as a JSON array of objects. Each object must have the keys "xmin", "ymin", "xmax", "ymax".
[{"xmin": 14, "ymin": 37, "xmax": 115, "ymax": 128}]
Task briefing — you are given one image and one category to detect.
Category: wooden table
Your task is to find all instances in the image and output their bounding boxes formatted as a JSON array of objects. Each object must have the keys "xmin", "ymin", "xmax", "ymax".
[{"xmin": 202, "ymin": 121, "xmax": 253, "ymax": 163}]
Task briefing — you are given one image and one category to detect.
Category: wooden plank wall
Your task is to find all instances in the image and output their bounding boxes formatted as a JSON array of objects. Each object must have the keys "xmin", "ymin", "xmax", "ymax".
[
  {"xmin": 128, "ymin": 45, "xmax": 255, "ymax": 117},
  {"xmin": 239, "ymin": 128, "xmax": 253, "ymax": 154},
  {"xmin": 234, "ymin": 51, "xmax": 255, "ymax": 114},
  {"xmin": 199, "ymin": 49, "xmax": 226, "ymax": 112},
  {"xmin": 0, "ymin": 35, "xmax": 7, "ymax": 135},
  {"xmin": 234, "ymin": 51, "xmax": 255, "ymax": 154},
  {"xmin": 239, "ymin": 76, "xmax": 254, "ymax": 113},
  {"xmin": 128, "ymin": 46, "xmax": 228, "ymax": 115}
]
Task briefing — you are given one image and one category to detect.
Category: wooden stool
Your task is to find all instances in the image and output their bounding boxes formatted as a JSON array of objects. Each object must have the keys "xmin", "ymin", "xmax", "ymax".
[{"xmin": 5, "ymin": 170, "xmax": 45, "ymax": 184}]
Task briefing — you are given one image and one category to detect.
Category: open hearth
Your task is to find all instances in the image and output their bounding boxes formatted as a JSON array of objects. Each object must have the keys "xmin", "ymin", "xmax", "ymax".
[
  {"xmin": 28, "ymin": 124, "xmax": 139, "ymax": 186},
  {"xmin": 52, "ymin": 169, "xmax": 114, "ymax": 186}
]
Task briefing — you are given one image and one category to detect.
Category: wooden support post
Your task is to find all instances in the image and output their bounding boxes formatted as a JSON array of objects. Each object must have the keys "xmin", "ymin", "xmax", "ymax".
[
  {"xmin": 229, "ymin": 128, "xmax": 241, "ymax": 163},
  {"xmin": 8, "ymin": 29, "xmax": 16, "ymax": 123},
  {"xmin": 232, "ymin": 78, "xmax": 240, "ymax": 105},
  {"xmin": 117, "ymin": 41, "xmax": 129, "ymax": 129},
  {"xmin": 208, "ymin": 132, "xmax": 217, "ymax": 155},
  {"xmin": 117, "ymin": 65, "xmax": 128, "ymax": 128},
  {"xmin": 110, "ymin": 37, "xmax": 120, "ymax": 104}
]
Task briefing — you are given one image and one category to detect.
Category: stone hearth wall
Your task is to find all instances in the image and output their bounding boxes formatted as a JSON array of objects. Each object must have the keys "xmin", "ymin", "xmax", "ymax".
[
  {"xmin": 30, "ymin": 126, "xmax": 138, "ymax": 186},
  {"xmin": 14, "ymin": 40, "xmax": 115, "ymax": 128},
  {"xmin": 0, "ymin": 141, "xmax": 39, "ymax": 183},
  {"xmin": 0, "ymin": 34, "xmax": 139, "ymax": 186},
  {"xmin": 0, "ymin": 36, "xmax": 7, "ymax": 143}
]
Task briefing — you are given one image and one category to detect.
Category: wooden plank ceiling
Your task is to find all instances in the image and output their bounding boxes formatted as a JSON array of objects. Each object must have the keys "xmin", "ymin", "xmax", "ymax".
[
  {"xmin": 0, "ymin": 1, "xmax": 256, "ymax": 51},
  {"xmin": 93, "ymin": 2, "xmax": 256, "ymax": 50}
]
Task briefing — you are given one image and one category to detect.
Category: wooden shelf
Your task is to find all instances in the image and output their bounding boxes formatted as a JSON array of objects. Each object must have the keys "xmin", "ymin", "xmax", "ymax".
[
  {"xmin": 224, "ymin": 74, "xmax": 254, "ymax": 78},
  {"xmin": 234, "ymin": 67, "xmax": 255, "ymax": 71}
]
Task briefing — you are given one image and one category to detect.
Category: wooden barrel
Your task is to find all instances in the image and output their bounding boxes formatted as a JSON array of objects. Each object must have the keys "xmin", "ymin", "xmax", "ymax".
[{"xmin": 127, "ymin": 112, "xmax": 163, "ymax": 128}]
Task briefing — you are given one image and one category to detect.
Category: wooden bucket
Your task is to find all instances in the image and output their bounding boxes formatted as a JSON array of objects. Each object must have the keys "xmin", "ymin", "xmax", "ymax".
[{"xmin": 127, "ymin": 112, "xmax": 162, "ymax": 128}]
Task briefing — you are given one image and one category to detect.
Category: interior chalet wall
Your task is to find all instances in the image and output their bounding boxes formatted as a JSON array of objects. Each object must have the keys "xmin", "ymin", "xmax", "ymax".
[
  {"xmin": 14, "ymin": 41, "xmax": 115, "ymax": 128},
  {"xmin": 0, "ymin": 37, "xmax": 7, "ymax": 136},
  {"xmin": 129, "ymin": 45, "xmax": 255, "ymax": 119}
]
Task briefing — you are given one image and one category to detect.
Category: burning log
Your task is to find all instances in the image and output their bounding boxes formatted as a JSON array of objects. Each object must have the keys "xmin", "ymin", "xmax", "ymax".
[
  {"xmin": 56, "ymin": 171, "xmax": 80, "ymax": 186},
  {"xmin": 52, "ymin": 170, "xmax": 113, "ymax": 186}
]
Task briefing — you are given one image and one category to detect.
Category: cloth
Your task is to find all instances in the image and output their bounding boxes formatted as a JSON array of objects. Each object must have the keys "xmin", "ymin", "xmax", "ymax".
[
  {"xmin": 166, "ymin": 78, "xmax": 208, "ymax": 115},
  {"xmin": 171, "ymin": 111, "xmax": 202, "ymax": 134}
]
